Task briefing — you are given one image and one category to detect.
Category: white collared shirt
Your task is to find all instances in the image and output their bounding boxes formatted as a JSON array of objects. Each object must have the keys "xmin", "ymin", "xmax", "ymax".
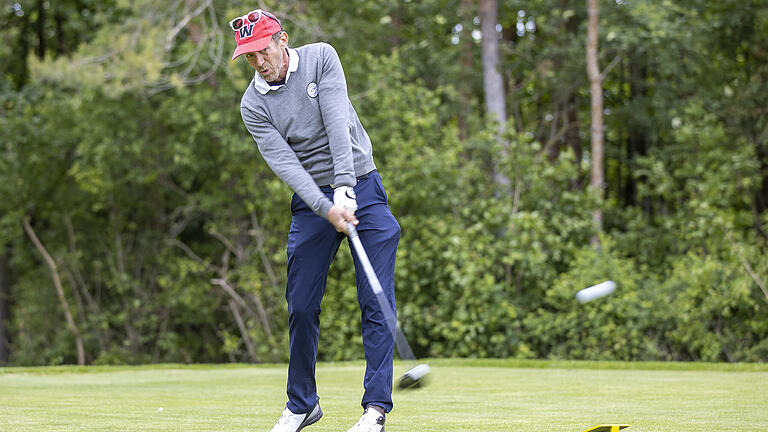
[{"xmin": 253, "ymin": 48, "xmax": 299, "ymax": 94}]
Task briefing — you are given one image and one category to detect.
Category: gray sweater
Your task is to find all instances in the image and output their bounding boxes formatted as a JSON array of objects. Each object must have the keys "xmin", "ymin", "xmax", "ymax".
[{"xmin": 240, "ymin": 42, "xmax": 376, "ymax": 219}]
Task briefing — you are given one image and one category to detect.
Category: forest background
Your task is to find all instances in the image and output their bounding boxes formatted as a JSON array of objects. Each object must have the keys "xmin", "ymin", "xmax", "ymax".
[{"xmin": 1, "ymin": 0, "xmax": 767, "ymax": 366}]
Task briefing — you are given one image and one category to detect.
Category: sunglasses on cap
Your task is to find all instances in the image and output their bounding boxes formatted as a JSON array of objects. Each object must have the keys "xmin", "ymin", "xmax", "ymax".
[{"xmin": 229, "ymin": 9, "xmax": 281, "ymax": 32}]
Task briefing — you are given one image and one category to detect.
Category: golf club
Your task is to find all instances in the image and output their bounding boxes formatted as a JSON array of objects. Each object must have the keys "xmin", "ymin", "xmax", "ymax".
[{"xmin": 346, "ymin": 222, "xmax": 430, "ymax": 390}]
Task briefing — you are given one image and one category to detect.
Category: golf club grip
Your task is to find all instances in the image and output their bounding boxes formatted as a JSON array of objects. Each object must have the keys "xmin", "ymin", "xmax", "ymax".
[{"xmin": 347, "ymin": 223, "xmax": 417, "ymax": 361}]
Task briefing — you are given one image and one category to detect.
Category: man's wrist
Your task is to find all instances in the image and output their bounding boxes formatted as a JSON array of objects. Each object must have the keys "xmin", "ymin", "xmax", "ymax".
[{"xmin": 318, "ymin": 198, "xmax": 334, "ymax": 220}]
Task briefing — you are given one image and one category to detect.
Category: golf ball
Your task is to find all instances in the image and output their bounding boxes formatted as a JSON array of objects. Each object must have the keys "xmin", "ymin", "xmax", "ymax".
[{"xmin": 576, "ymin": 280, "xmax": 616, "ymax": 303}]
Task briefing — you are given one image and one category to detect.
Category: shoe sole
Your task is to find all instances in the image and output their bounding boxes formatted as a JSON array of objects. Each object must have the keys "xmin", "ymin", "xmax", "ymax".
[{"xmin": 297, "ymin": 405, "xmax": 323, "ymax": 431}]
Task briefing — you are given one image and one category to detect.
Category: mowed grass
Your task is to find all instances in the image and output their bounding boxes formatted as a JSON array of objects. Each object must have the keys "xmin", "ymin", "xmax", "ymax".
[{"xmin": 1, "ymin": 359, "xmax": 767, "ymax": 431}]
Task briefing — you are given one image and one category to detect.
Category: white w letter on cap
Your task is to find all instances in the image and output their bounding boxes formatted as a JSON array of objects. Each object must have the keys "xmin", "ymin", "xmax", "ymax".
[{"xmin": 239, "ymin": 24, "xmax": 254, "ymax": 38}]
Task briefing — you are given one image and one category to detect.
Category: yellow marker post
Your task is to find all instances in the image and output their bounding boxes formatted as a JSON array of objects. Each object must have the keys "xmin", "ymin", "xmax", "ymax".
[{"xmin": 581, "ymin": 425, "xmax": 630, "ymax": 432}]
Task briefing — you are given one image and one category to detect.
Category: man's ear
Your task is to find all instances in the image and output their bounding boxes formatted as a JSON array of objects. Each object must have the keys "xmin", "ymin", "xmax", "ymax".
[{"xmin": 280, "ymin": 31, "xmax": 290, "ymax": 47}]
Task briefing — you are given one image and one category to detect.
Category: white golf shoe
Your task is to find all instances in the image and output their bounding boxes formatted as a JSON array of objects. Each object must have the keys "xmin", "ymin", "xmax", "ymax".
[
  {"xmin": 269, "ymin": 403, "xmax": 322, "ymax": 432},
  {"xmin": 345, "ymin": 407, "xmax": 385, "ymax": 432}
]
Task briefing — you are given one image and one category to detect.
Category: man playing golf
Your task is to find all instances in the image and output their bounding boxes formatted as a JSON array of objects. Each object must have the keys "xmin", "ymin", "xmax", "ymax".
[{"xmin": 230, "ymin": 9, "xmax": 400, "ymax": 432}]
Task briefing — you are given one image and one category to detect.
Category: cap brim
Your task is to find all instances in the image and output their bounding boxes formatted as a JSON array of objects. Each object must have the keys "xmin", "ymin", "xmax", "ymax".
[{"xmin": 231, "ymin": 36, "xmax": 272, "ymax": 60}]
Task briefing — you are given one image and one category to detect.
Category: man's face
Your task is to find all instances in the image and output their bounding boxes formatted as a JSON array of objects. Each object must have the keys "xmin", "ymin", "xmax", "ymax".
[{"xmin": 245, "ymin": 34, "xmax": 288, "ymax": 82}]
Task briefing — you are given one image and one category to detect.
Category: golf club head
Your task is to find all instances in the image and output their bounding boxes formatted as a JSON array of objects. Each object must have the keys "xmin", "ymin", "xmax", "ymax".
[{"xmin": 397, "ymin": 363, "xmax": 431, "ymax": 390}]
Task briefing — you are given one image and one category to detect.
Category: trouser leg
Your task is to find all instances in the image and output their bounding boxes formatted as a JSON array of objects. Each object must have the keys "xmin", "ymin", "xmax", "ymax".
[
  {"xmin": 349, "ymin": 173, "xmax": 401, "ymax": 413},
  {"xmin": 285, "ymin": 193, "xmax": 342, "ymax": 414}
]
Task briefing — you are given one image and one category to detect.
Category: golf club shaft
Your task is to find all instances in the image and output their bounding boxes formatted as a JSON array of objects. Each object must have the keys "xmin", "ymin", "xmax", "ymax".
[{"xmin": 347, "ymin": 223, "xmax": 416, "ymax": 361}]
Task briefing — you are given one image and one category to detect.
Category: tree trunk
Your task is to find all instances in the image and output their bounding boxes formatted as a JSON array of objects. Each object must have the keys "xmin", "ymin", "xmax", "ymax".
[
  {"xmin": 479, "ymin": 0, "xmax": 507, "ymax": 126},
  {"xmin": 623, "ymin": 54, "xmax": 649, "ymax": 208},
  {"xmin": 566, "ymin": 93, "xmax": 583, "ymax": 188},
  {"xmin": 586, "ymin": 0, "xmax": 604, "ymax": 249},
  {"xmin": 22, "ymin": 218, "xmax": 86, "ymax": 365},
  {"xmin": 390, "ymin": 0, "xmax": 404, "ymax": 48},
  {"xmin": 546, "ymin": 0, "xmax": 581, "ymax": 166},
  {"xmin": 13, "ymin": 7, "xmax": 31, "ymax": 88},
  {"xmin": 458, "ymin": 0, "xmax": 475, "ymax": 141},
  {"xmin": 754, "ymin": 141, "xmax": 768, "ymax": 238},
  {"xmin": 36, "ymin": 0, "xmax": 46, "ymax": 58},
  {"xmin": 0, "ymin": 248, "xmax": 10, "ymax": 364},
  {"xmin": 228, "ymin": 300, "xmax": 258, "ymax": 363},
  {"xmin": 479, "ymin": 0, "xmax": 510, "ymax": 187},
  {"xmin": 563, "ymin": 7, "xmax": 583, "ymax": 187},
  {"xmin": 54, "ymin": 9, "xmax": 66, "ymax": 55}
]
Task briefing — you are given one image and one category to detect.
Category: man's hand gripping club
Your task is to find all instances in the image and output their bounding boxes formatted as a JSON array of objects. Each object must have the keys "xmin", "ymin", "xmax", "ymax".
[{"xmin": 328, "ymin": 185, "xmax": 358, "ymax": 234}]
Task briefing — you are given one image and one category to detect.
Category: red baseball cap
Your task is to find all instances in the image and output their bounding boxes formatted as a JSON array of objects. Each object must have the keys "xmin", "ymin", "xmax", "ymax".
[{"xmin": 230, "ymin": 9, "xmax": 282, "ymax": 60}]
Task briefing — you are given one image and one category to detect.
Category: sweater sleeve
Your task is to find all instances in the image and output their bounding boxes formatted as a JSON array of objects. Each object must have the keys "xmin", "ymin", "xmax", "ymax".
[
  {"xmin": 317, "ymin": 43, "xmax": 356, "ymax": 188},
  {"xmin": 241, "ymin": 105, "xmax": 334, "ymax": 219}
]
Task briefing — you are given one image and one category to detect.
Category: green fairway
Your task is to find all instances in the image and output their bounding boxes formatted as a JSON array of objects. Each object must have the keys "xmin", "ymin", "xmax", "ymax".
[{"xmin": 1, "ymin": 359, "xmax": 767, "ymax": 431}]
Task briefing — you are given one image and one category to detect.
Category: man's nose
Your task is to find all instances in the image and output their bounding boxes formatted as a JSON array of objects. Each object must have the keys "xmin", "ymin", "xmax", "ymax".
[{"xmin": 254, "ymin": 53, "xmax": 266, "ymax": 66}]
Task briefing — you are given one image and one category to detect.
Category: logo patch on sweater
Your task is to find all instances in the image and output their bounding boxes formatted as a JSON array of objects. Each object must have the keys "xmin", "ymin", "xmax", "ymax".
[{"xmin": 306, "ymin": 82, "xmax": 318, "ymax": 98}]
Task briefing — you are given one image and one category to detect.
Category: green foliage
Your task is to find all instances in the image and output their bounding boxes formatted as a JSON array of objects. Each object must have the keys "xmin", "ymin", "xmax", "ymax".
[
  {"xmin": 1, "ymin": 0, "xmax": 766, "ymax": 366},
  {"xmin": 523, "ymin": 240, "xmax": 670, "ymax": 361},
  {"xmin": 663, "ymin": 251, "xmax": 768, "ymax": 362}
]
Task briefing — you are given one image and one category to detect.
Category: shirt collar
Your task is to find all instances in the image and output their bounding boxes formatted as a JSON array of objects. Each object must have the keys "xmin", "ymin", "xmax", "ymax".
[{"xmin": 254, "ymin": 48, "xmax": 299, "ymax": 95}]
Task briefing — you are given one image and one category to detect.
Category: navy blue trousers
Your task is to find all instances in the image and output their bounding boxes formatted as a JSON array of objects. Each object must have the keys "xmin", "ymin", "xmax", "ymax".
[{"xmin": 284, "ymin": 172, "xmax": 400, "ymax": 414}]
